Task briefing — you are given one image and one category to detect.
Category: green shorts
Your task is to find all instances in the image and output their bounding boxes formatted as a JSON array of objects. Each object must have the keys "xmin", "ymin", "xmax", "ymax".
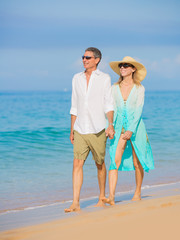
[{"xmin": 73, "ymin": 129, "xmax": 107, "ymax": 165}]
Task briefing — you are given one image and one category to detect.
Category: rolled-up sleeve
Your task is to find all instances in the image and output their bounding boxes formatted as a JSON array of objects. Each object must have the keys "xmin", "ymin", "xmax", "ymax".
[
  {"xmin": 104, "ymin": 75, "xmax": 114, "ymax": 113},
  {"xmin": 70, "ymin": 76, "xmax": 77, "ymax": 116}
]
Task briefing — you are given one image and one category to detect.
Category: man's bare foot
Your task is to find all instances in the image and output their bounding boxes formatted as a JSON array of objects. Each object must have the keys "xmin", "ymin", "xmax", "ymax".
[
  {"xmin": 64, "ymin": 203, "xmax": 80, "ymax": 213},
  {"xmin": 131, "ymin": 194, "xmax": 141, "ymax": 201},
  {"xmin": 94, "ymin": 199, "xmax": 105, "ymax": 208},
  {"xmin": 102, "ymin": 197, "xmax": 115, "ymax": 206}
]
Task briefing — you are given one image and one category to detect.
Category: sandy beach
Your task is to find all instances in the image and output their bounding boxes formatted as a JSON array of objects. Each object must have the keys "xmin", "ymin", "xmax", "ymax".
[{"xmin": 1, "ymin": 186, "xmax": 180, "ymax": 240}]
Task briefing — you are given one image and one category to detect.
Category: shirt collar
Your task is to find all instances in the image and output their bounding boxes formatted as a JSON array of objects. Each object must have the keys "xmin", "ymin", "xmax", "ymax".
[
  {"xmin": 81, "ymin": 69, "xmax": 100, "ymax": 76},
  {"xmin": 94, "ymin": 69, "xmax": 101, "ymax": 75}
]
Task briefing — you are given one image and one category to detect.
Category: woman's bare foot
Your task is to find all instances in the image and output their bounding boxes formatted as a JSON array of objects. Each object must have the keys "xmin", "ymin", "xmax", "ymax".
[
  {"xmin": 64, "ymin": 203, "xmax": 80, "ymax": 213},
  {"xmin": 94, "ymin": 199, "xmax": 106, "ymax": 207},
  {"xmin": 102, "ymin": 197, "xmax": 115, "ymax": 206},
  {"xmin": 131, "ymin": 194, "xmax": 141, "ymax": 201}
]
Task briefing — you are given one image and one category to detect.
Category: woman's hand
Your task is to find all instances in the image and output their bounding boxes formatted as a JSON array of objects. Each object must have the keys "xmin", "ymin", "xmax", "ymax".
[{"xmin": 122, "ymin": 130, "xmax": 133, "ymax": 140}]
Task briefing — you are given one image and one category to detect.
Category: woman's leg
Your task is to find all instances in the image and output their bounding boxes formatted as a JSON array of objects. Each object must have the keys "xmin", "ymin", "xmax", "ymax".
[
  {"xmin": 104, "ymin": 134, "xmax": 127, "ymax": 205},
  {"xmin": 131, "ymin": 143, "xmax": 144, "ymax": 201}
]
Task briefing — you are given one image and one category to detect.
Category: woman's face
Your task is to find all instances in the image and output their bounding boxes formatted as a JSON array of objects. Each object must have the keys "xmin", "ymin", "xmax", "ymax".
[{"xmin": 119, "ymin": 63, "xmax": 136, "ymax": 78}]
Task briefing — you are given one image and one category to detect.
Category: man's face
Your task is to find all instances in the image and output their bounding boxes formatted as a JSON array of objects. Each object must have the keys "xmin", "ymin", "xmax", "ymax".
[{"xmin": 82, "ymin": 51, "xmax": 100, "ymax": 70}]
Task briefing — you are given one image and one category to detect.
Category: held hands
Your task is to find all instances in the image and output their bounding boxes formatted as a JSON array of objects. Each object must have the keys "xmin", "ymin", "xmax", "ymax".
[
  {"xmin": 105, "ymin": 125, "xmax": 115, "ymax": 139},
  {"xmin": 122, "ymin": 130, "xmax": 133, "ymax": 140},
  {"xmin": 70, "ymin": 128, "xmax": 131, "ymax": 142}
]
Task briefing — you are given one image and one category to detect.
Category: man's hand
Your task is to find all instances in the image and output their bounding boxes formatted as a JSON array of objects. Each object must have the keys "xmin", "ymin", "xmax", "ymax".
[
  {"xmin": 122, "ymin": 130, "xmax": 133, "ymax": 140},
  {"xmin": 106, "ymin": 111, "xmax": 114, "ymax": 139},
  {"xmin": 105, "ymin": 125, "xmax": 115, "ymax": 139},
  {"xmin": 70, "ymin": 131, "xmax": 74, "ymax": 144}
]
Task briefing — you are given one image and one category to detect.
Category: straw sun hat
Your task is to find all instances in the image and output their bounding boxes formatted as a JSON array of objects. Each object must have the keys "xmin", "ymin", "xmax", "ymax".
[{"xmin": 109, "ymin": 56, "xmax": 147, "ymax": 82}]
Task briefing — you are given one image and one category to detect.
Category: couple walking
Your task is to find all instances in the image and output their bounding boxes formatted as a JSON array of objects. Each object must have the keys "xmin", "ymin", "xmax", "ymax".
[{"xmin": 65, "ymin": 47, "xmax": 154, "ymax": 212}]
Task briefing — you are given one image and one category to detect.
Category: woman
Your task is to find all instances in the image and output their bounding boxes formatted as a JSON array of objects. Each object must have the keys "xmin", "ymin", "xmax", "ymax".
[{"xmin": 104, "ymin": 56, "xmax": 154, "ymax": 205}]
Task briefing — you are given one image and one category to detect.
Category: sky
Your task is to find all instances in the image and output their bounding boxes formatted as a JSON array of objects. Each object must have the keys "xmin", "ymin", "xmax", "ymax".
[{"xmin": 0, "ymin": 0, "xmax": 180, "ymax": 91}]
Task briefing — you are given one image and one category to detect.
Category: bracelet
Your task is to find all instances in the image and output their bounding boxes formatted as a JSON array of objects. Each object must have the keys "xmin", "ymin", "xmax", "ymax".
[{"xmin": 109, "ymin": 123, "xmax": 114, "ymax": 126}]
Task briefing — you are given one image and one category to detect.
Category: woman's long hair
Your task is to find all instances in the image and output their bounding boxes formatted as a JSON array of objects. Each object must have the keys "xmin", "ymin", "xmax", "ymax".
[{"xmin": 115, "ymin": 69, "xmax": 141, "ymax": 85}]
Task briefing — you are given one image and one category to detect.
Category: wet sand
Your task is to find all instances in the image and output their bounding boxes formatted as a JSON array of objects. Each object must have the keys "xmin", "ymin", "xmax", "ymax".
[{"xmin": 0, "ymin": 188, "xmax": 180, "ymax": 240}]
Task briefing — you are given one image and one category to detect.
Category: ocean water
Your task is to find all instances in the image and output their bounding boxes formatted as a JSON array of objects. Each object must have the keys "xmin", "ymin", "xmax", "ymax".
[{"xmin": 0, "ymin": 90, "xmax": 180, "ymax": 214}]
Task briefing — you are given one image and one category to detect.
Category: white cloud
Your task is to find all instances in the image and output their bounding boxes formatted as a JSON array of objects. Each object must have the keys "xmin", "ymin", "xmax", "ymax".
[
  {"xmin": 150, "ymin": 61, "xmax": 158, "ymax": 71},
  {"xmin": 34, "ymin": 70, "xmax": 49, "ymax": 77},
  {"xmin": 73, "ymin": 58, "xmax": 82, "ymax": 69},
  {"xmin": 98, "ymin": 57, "xmax": 110, "ymax": 72},
  {"xmin": 72, "ymin": 56, "xmax": 111, "ymax": 73},
  {"xmin": 0, "ymin": 71, "xmax": 16, "ymax": 78},
  {"xmin": 147, "ymin": 54, "xmax": 180, "ymax": 78},
  {"xmin": 175, "ymin": 54, "xmax": 180, "ymax": 65}
]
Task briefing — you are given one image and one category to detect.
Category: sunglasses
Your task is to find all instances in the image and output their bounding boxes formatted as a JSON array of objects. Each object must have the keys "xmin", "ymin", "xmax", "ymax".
[
  {"xmin": 82, "ymin": 56, "xmax": 95, "ymax": 60},
  {"xmin": 118, "ymin": 63, "xmax": 135, "ymax": 68}
]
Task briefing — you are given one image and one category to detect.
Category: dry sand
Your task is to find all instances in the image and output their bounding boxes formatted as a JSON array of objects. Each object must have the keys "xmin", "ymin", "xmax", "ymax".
[{"xmin": 0, "ymin": 194, "xmax": 180, "ymax": 240}]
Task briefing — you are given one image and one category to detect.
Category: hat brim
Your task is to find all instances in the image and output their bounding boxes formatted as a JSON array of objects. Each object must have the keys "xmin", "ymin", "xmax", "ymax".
[{"xmin": 109, "ymin": 60, "xmax": 147, "ymax": 82}]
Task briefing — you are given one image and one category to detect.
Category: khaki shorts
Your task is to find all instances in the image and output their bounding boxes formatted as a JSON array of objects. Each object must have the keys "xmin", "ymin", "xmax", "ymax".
[{"xmin": 73, "ymin": 129, "xmax": 107, "ymax": 165}]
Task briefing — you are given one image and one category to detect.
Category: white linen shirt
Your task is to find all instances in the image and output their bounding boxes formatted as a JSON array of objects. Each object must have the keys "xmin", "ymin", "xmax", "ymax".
[{"xmin": 70, "ymin": 69, "xmax": 114, "ymax": 134}]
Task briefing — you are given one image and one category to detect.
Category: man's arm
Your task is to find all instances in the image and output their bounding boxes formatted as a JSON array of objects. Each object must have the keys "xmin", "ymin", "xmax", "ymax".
[
  {"xmin": 70, "ymin": 76, "xmax": 77, "ymax": 144},
  {"xmin": 104, "ymin": 75, "xmax": 115, "ymax": 139},
  {"xmin": 70, "ymin": 115, "xmax": 77, "ymax": 144},
  {"xmin": 105, "ymin": 111, "xmax": 115, "ymax": 139}
]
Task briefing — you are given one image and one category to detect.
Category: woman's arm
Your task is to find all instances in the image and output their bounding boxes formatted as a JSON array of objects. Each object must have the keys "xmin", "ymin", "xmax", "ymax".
[
  {"xmin": 128, "ymin": 86, "xmax": 145, "ymax": 133},
  {"xmin": 123, "ymin": 86, "xmax": 145, "ymax": 140}
]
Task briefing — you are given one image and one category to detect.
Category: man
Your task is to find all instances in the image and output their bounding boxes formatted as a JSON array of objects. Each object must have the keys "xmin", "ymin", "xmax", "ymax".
[{"xmin": 65, "ymin": 47, "xmax": 115, "ymax": 212}]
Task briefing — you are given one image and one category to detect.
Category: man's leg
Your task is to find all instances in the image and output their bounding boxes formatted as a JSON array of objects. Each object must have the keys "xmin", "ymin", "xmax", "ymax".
[
  {"xmin": 95, "ymin": 162, "xmax": 106, "ymax": 207},
  {"xmin": 65, "ymin": 130, "xmax": 89, "ymax": 212},
  {"xmin": 88, "ymin": 130, "xmax": 107, "ymax": 207},
  {"xmin": 64, "ymin": 158, "xmax": 84, "ymax": 212}
]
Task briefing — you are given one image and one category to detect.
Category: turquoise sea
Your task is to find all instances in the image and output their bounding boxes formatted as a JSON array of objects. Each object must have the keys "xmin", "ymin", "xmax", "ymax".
[{"xmin": 0, "ymin": 90, "xmax": 180, "ymax": 215}]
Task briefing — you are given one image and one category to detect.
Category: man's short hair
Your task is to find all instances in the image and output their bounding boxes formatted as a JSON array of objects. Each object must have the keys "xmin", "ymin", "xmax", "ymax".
[{"xmin": 85, "ymin": 47, "xmax": 102, "ymax": 65}]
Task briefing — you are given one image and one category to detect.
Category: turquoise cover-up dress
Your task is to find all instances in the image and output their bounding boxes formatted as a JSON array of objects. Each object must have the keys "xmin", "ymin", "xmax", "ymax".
[{"xmin": 109, "ymin": 84, "xmax": 154, "ymax": 172}]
